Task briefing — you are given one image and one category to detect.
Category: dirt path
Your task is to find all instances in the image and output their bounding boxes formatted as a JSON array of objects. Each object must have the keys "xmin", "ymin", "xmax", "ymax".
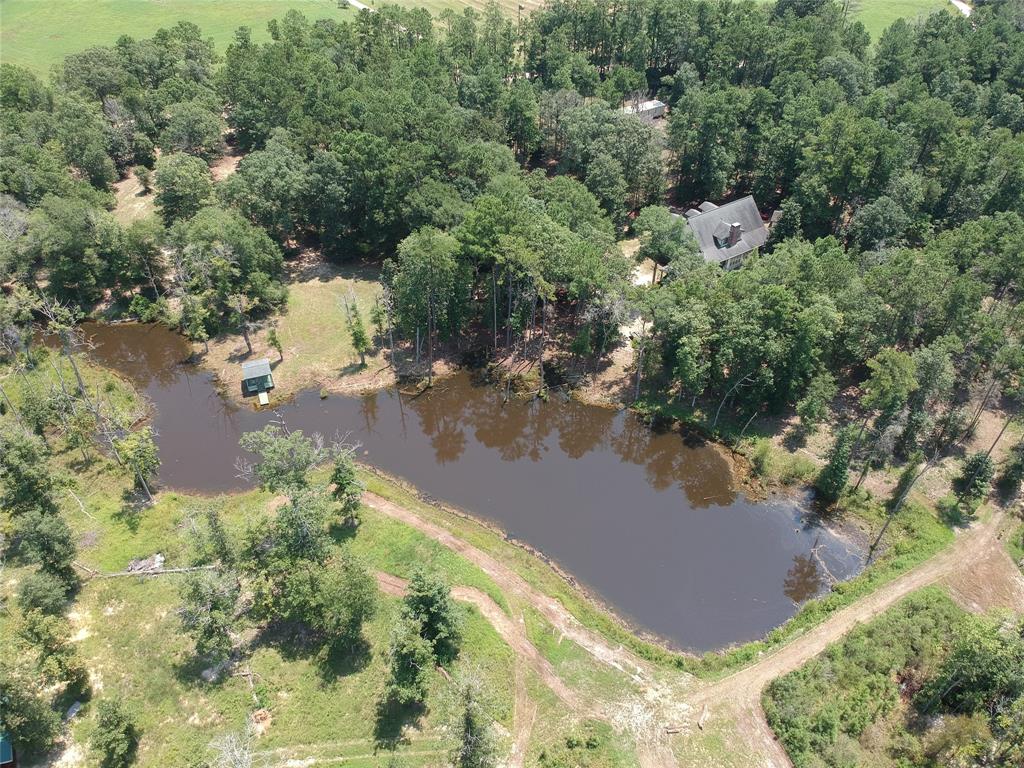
[
  {"xmin": 686, "ymin": 508, "xmax": 1022, "ymax": 767},
  {"xmin": 364, "ymin": 493, "xmax": 651, "ymax": 681},
  {"xmin": 373, "ymin": 571, "xmax": 581, "ymax": 709},
  {"xmin": 363, "ymin": 493, "xmax": 677, "ymax": 768},
  {"xmin": 365, "ymin": 490, "xmax": 1023, "ymax": 768}
]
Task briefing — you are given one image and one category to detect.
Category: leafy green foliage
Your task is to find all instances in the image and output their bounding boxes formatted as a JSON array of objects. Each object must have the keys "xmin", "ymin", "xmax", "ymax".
[
  {"xmin": 0, "ymin": 662, "xmax": 62, "ymax": 756},
  {"xmin": 91, "ymin": 699, "xmax": 141, "ymax": 768},
  {"xmin": 178, "ymin": 570, "xmax": 240, "ymax": 661},
  {"xmin": 954, "ymin": 452, "xmax": 996, "ymax": 507},
  {"xmin": 169, "ymin": 204, "xmax": 285, "ymax": 327},
  {"xmin": 19, "ymin": 610, "xmax": 90, "ymax": 697},
  {"xmin": 18, "ymin": 507, "xmax": 78, "ymax": 586},
  {"xmin": 382, "ymin": 614, "xmax": 434, "ymax": 708},
  {"xmin": 17, "ymin": 569, "xmax": 71, "ymax": 616},
  {"xmin": 154, "ymin": 152, "xmax": 212, "ymax": 223},
  {"xmin": 239, "ymin": 424, "xmax": 323, "ymax": 493},
  {"xmin": 795, "ymin": 372, "xmax": 837, "ymax": 433},
  {"xmin": 115, "ymin": 427, "xmax": 160, "ymax": 497},
  {"xmin": 917, "ymin": 613, "xmax": 1024, "ymax": 717},
  {"xmin": 330, "ymin": 451, "xmax": 364, "ymax": 525},
  {"xmin": 348, "ymin": 304, "xmax": 370, "ymax": 367},
  {"xmin": 450, "ymin": 674, "xmax": 498, "ymax": 768},
  {"xmin": 310, "ymin": 549, "xmax": 377, "ymax": 650},
  {"xmin": 158, "ymin": 100, "xmax": 223, "ymax": 161},
  {"xmin": 763, "ymin": 590, "xmax": 964, "ymax": 768}
]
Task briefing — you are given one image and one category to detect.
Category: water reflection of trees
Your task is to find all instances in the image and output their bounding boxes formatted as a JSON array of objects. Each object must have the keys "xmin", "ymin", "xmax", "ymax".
[
  {"xmin": 401, "ymin": 374, "xmax": 738, "ymax": 508},
  {"xmin": 783, "ymin": 554, "xmax": 822, "ymax": 604},
  {"xmin": 81, "ymin": 322, "xmax": 192, "ymax": 389}
]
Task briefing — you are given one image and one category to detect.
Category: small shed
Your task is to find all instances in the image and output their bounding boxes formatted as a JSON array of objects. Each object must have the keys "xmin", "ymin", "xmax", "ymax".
[
  {"xmin": 241, "ymin": 359, "xmax": 274, "ymax": 398},
  {"xmin": 620, "ymin": 98, "xmax": 668, "ymax": 122}
]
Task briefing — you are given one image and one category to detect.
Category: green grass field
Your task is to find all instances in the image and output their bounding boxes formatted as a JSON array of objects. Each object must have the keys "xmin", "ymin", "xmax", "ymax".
[
  {"xmin": 847, "ymin": 0, "xmax": 953, "ymax": 40},
  {"xmin": 0, "ymin": 0, "xmax": 354, "ymax": 74},
  {"xmin": 1, "ymin": 0, "xmax": 958, "ymax": 76}
]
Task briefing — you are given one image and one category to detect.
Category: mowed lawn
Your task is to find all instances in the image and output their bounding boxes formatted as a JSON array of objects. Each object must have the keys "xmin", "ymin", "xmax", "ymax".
[
  {"xmin": 849, "ymin": 0, "xmax": 954, "ymax": 40},
  {"xmin": 0, "ymin": 0, "xmax": 354, "ymax": 74}
]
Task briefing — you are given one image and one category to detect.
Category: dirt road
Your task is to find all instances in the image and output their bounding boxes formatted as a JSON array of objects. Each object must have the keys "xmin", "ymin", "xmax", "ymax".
[
  {"xmin": 373, "ymin": 571, "xmax": 581, "ymax": 709},
  {"xmin": 686, "ymin": 507, "xmax": 1022, "ymax": 766},
  {"xmin": 364, "ymin": 491, "xmax": 1023, "ymax": 768}
]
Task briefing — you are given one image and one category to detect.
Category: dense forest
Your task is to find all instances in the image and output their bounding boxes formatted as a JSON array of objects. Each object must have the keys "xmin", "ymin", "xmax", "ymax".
[{"xmin": 2, "ymin": 0, "xmax": 1021, "ymax": 425}]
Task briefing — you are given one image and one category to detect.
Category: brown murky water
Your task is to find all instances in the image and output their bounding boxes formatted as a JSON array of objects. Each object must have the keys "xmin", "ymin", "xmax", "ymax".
[{"xmin": 76, "ymin": 322, "xmax": 861, "ymax": 652}]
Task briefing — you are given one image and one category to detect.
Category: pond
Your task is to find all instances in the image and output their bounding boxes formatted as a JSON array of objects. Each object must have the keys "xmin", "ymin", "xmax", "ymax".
[{"xmin": 76, "ymin": 322, "xmax": 862, "ymax": 652}]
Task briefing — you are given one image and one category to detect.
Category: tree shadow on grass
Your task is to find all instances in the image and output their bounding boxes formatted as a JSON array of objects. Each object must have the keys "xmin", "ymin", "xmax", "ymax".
[
  {"xmin": 338, "ymin": 362, "xmax": 366, "ymax": 377},
  {"xmin": 327, "ymin": 519, "xmax": 358, "ymax": 545},
  {"xmin": 113, "ymin": 488, "xmax": 150, "ymax": 533},
  {"xmin": 936, "ymin": 495, "xmax": 973, "ymax": 528},
  {"xmin": 316, "ymin": 635, "xmax": 372, "ymax": 682},
  {"xmin": 253, "ymin": 620, "xmax": 372, "ymax": 682},
  {"xmin": 374, "ymin": 698, "xmax": 425, "ymax": 750},
  {"xmin": 172, "ymin": 652, "xmax": 234, "ymax": 690},
  {"xmin": 782, "ymin": 426, "xmax": 809, "ymax": 451}
]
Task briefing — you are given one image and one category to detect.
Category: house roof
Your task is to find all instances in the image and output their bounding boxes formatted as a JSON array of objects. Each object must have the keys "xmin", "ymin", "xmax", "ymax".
[
  {"xmin": 241, "ymin": 359, "xmax": 273, "ymax": 379},
  {"xmin": 680, "ymin": 196, "xmax": 768, "ymax": 264}
]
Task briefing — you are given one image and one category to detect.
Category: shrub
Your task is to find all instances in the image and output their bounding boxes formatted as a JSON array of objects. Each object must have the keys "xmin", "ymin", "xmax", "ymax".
[
  {"xmin": 816, "ymin": 428, "xmax": 854, "ymax": 503},
  {"xmin": 18, "ymin": 570, "xmax": 71, "ymax": 615},
  {"xmin": 91, "ymin": 700, "xmax": 141, "ymax": 768},
  {"xmin": 954, "ymin": 452, "xmax": 995, "ymax": 507},
  {"xmin": 403, "ymin": 568, "xmax": 462, "ymax": 663},
  {"xmin": 382, "ymin": 615, "xmax": 433, "ymax": 708}
]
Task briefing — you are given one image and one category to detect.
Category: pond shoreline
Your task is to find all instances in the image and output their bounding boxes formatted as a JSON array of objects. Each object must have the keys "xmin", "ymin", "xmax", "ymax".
[{"xmin": 71, "ymin": 319, "xmax": 866, "ymax": 653}]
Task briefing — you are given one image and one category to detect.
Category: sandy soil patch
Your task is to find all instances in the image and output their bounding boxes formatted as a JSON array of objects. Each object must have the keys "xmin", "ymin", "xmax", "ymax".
[
  {"xmin": 211, "ymin": 147, "xmax": 243, "ymax": 182},
  {"xmin": 113, "ymin": 173, "xmax": 155, "ymax": 224}
]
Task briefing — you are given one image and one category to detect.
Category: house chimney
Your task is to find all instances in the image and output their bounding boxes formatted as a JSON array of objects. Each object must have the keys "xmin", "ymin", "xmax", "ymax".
[{"xmin": 727, "ymin": 222, "xmax": 742, "ymax": 246}]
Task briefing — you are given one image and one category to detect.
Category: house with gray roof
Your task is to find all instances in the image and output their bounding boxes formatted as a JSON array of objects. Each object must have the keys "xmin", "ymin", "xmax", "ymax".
[{"xmin": 678, "ymin": 196, "xmax": 769, "ymax": 270}]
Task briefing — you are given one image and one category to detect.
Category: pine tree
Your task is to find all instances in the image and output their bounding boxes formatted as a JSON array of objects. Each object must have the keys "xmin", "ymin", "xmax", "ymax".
[
  {"xmin": 348, "ymin": 305, "xmax": 370, "ymax": 367},
  {"xmin": 816, "ymin": 427, "xmax": 855, "ymax": 503}
]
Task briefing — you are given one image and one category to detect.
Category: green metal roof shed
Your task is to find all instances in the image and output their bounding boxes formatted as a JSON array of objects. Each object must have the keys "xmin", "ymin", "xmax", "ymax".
[{"xmin": 241, "ymin": 358, "xmax": 274, "ymax": 395}]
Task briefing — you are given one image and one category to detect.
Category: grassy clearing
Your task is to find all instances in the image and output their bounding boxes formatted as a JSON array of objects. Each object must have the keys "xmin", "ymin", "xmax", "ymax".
[
  {"xmin": 1, "ymin": 354, "xmax": 605, "ymax": 767},
  {"xmin": 848, "ymin": 0, "xmax": 954, "ymax": 40},
  {"xmin": 0, "ymin": 0, "xmax": 353, "ymax": 75},
  {"xmin": 200, "ymin": 260, "xmax": 387, "ymax": 400},
  {"xmin": 520, "ymin": 604, "xmax": 640, "ymax": 703},
  {"xmin": 64, "ymin": 578, "xmax": 512, "ymax": 766}
]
